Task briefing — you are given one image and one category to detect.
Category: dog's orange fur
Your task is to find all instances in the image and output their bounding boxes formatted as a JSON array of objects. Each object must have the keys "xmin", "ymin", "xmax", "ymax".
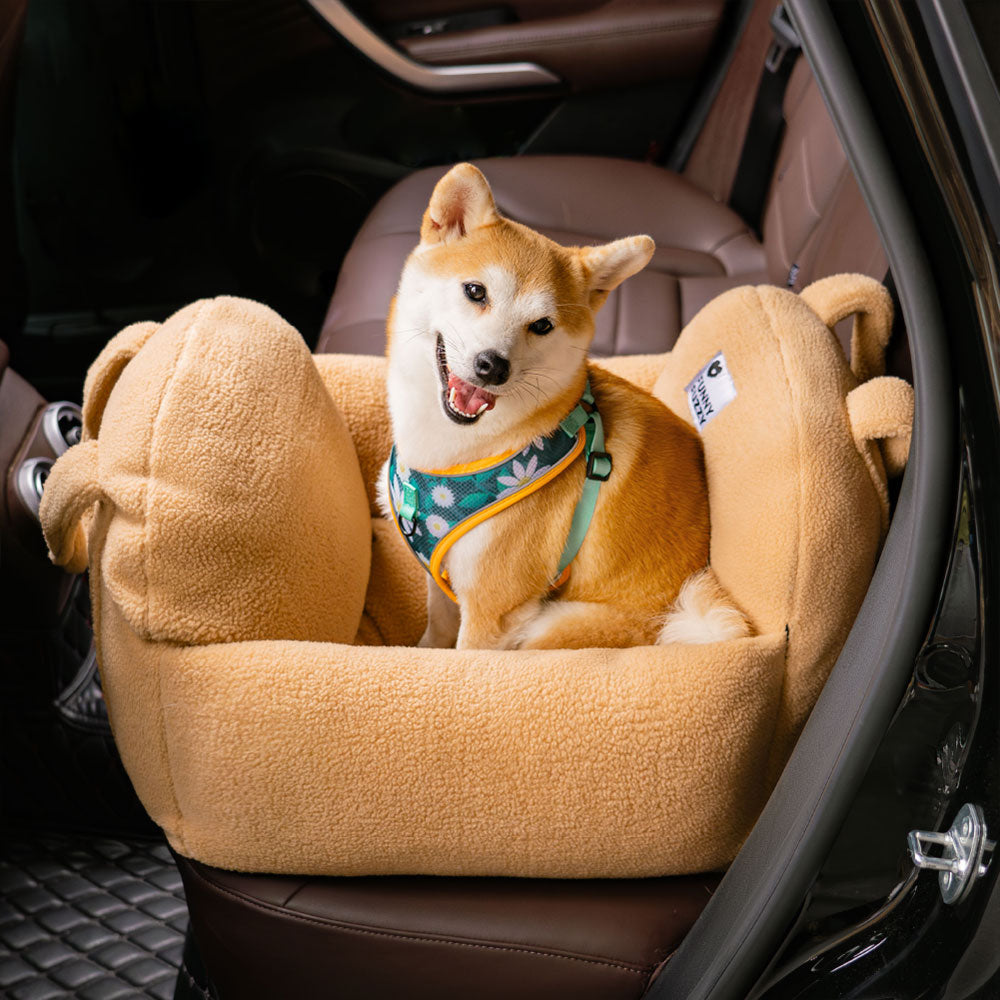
[
  {"xmin": 387, "ymin": 163, "xmax": 713, "ymax": 649},
  {"xmin": 458, "ymin": 367, "xmax": 709, "ymax": 649}
]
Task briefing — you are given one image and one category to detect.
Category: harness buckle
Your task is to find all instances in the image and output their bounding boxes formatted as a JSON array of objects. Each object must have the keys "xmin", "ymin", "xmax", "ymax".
[
  {"xmin": 398, "ymin": 482, "xmax": 418, "ymax": 526},
  {"xmin": 765, "ymin": 4, "xmax": 800, "ymax": 73},
  {"xmin": 586, "ymin": 451, "xmax": 613, "ymax": 482}
]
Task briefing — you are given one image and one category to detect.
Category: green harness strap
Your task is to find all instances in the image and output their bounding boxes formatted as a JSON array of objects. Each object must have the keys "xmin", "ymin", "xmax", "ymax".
[
  {"xmin": 554, "ymin": 380, "xmax": 612, "ymax": 581},
  {"xmin": 390, "ymin": 379, "xmax": 611, "ymax": 595}
]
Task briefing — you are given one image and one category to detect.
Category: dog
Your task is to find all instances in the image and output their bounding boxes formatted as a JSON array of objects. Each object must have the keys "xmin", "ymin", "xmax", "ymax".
[{"xmin": 378, "ymin": 163, "xmax": 749, "ymax": 650}]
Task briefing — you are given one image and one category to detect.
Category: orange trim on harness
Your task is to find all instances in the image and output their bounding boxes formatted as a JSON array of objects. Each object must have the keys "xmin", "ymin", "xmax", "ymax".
[
  {"xmin": 422, "ymin": 446, "xmax": 521, "ymax": 477},
  {"xmin": 425, "ymin": 428, "xmax": 586, "ymax": 603}
]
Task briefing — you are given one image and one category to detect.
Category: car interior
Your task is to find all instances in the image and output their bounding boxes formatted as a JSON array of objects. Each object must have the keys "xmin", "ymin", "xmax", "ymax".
[{"xmin": 0, "ymin": 1, "xmax": 952, "ymax": 998}]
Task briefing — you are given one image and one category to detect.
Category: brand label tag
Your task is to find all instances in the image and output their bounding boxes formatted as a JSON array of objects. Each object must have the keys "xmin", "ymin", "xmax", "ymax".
[{"xmin": 685, "ymin": 352, "xmax": 737, "ymax": 431}]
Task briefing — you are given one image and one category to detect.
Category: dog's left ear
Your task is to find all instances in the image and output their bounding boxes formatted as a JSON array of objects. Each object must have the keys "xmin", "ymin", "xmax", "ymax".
[
  {"xmin": 420, "ymin": 163, "xmax": 499, "ymax": 246},
  {"xmin": 579, "ymin": 236, "xmax": 655, "ymax": 310}
]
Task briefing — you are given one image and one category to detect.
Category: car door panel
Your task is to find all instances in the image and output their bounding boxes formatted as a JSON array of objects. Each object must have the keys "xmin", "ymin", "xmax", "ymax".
[
  {"xmin": 397, "ymin": 0, "xmax": 727, "ymax": 92},
  {"xmin": 336, "ymin": 0, "xmax": 726, "ymax": 93}
]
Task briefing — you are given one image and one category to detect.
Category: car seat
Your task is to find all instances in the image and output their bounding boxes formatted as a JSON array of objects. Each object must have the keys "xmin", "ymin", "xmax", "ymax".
[{"xmin": 159, "ymin": 4, "xmax": 896, "ymax": 997}]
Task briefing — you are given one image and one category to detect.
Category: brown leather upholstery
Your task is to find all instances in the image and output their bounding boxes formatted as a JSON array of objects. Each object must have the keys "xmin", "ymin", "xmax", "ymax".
[
  {"xmin": 316, "ymin": 156, "xmax": 768, "ymax": 356},
  {"xmin": 360, "ymin": 0, "xmax": 605, "ymax": 19},
  {"xmin": 175, "ymin": 853, "xmax": 719, "ymax": 999},
  {"xmin": 316, "ymin": 2, "xmax": 886, "ymax": 359},
  {"xmin": 763, "ymin": 62, "xmax": 888, "ymax": 294},
  {"xmin": 314, "ymin": 129, "xmax": 886, "ymax": 356},
  {"xmin": 683, "ymin": 0, "xmax": 777, "ymax": 204},
  {"xmin": 399, "ymin": 0, "xmax": 726, "ymax": 93}
]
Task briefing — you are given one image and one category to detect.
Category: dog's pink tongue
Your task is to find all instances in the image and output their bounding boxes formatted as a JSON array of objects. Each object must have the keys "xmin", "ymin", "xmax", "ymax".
[{"xmin": 448, "ymin": 373, "xmax": 496, "ymax": 416}]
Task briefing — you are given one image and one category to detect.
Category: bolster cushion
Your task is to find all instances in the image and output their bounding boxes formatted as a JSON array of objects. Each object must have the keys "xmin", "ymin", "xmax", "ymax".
[{"xmin": 39, "ymin": 276, "xmax": 908, "ymax": 878}]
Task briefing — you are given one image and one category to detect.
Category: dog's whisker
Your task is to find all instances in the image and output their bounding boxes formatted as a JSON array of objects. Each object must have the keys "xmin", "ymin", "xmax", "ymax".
[
  {"xmin": 519, "ymin": 379, "xmax": 544, "ymax": 406},
  {"xmin": 517, "ymin": 384, "xmax": 538, "ymax": 406},
  {"xmin": 520, "ymin": 378, "xmax": 556, "ymax": 400},
  {"xmin": 509, "ymin": 382, "xmax": 531, "ymax": 406},
  {"xmin": 445, "ymin": 321, "xmax": 468, "ymax": 356},
  {"xmin": 521, "ymin": 368, "xmax": 560, "ymax": 387}
]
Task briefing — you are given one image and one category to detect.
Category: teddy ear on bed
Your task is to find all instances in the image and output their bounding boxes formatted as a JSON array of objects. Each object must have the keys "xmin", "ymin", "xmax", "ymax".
[
  {"xmin": 41, "ymin": 319, "xmax": 162, "ymax": 573},
  {"xmin": 847, "ymin": 376, "xmax": 914, "ymax": 475},
  {"xmin": 420, "ymin": 162, "xmax": 499, "ymax": 246},
  {"xmin": 799, "ymin": 273, "xmax": 894, "ymax": 382},
  {"xmin": 82, "ymin": 320, "xmax": 160, "ymax": 441},
  {"xmin": 39, "ymin": 439, "xmax": 104, "ymax": 574}
]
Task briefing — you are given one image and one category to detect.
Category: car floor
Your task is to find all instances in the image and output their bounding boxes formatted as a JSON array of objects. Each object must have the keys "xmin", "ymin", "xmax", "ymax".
[{"xmin": 0, "ymin": 834, "xmax": 187, "ymax": 999}]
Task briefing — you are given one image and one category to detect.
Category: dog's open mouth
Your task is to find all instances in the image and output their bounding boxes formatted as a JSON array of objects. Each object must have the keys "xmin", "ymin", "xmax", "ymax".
[{"xmin": 436, "ymin": 334, "xmax": 496, "ymax": 424}]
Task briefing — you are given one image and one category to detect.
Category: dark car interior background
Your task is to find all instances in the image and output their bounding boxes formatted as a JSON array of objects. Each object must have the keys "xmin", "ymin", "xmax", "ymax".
[{"xmin": 1, "ymin": 0, "xmax": 998, "ymax": 998}]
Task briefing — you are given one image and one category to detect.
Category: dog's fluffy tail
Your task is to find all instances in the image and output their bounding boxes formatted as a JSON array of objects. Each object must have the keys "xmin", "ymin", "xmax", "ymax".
[{"xmin": 657, "ymin": 568, "xmax": 752, "ymax": 645}]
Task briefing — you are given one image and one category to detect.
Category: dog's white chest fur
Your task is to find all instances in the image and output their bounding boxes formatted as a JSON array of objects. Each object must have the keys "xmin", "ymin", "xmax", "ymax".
[{"xmin": 437, "ymin": 518, "xmax": 493, "ymax": 596}]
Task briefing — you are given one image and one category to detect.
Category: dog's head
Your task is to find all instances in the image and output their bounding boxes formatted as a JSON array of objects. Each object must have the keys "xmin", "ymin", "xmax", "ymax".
[{"xmin": 387, "ymin": 163, "xmax": 654, "ymax": 447}]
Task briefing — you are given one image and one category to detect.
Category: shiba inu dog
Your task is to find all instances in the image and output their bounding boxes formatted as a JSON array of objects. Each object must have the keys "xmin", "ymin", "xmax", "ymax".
[{"xmin": 379, "ymin": 163, "xmax": 749, "ymax": 650}]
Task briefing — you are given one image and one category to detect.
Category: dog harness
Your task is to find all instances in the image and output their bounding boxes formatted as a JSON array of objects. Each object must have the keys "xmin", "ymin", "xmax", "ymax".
[{"xmin": 387, "ymin": 380, "xmax": 612, "ymax": 602}]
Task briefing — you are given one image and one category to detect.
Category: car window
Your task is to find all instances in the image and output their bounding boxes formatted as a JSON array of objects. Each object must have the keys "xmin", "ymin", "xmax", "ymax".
[{"xmin": 964, "ymin": 0, "xmax": 1000, "ymax": 89}]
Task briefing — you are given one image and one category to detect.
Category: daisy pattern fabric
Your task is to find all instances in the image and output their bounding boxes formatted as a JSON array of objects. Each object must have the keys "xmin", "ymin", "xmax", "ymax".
[{"xmin": 387, "ymin": 425, "xmax": 586, "ymax": 595}]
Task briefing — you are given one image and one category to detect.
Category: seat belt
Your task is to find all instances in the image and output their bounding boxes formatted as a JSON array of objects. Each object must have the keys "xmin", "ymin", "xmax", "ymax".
[{"xmin": 728, "ymin": 4, "xmax": 801, "ymax": 238}]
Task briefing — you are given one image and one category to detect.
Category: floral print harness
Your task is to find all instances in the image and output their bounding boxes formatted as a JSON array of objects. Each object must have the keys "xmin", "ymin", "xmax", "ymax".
[{"xmin": 387, "ymin": 380, "xmax": 611, "ymax": 602}]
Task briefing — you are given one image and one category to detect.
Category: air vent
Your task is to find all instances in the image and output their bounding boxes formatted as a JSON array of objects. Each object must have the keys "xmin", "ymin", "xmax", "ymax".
[
  {"xmin": 15, "ymin": 457, "xmax": 54, "ymax": 520},
  {"xmin": 42, "ymin": 402, "xmax": 83, "ymax": 455}
]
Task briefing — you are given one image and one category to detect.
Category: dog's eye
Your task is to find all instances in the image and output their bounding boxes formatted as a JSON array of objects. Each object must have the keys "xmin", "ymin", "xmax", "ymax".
[
  {"xmin": 528, "ymin": 318, "xmax": 553, "ymax": 335},
  {"xmin": 464, "ymin": 282, "xmax": 487, "ymax": 303}
]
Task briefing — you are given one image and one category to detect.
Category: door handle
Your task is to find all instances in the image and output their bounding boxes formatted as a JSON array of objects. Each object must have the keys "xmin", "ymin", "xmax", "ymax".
[{"xmin": 305, "ymin": 0, "xmax": 561, "ymax": 93}]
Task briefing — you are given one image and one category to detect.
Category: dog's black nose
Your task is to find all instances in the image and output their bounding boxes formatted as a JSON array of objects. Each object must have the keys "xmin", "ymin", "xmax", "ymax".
[{"xmin": 474, "ymin": 350, "xmax": 510, "ymax": 386}]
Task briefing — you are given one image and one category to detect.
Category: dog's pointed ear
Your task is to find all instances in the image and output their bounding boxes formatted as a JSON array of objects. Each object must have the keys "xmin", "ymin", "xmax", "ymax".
[
  {"xmin": 579, "ymin": 236, "xmax": 655, "ymax": 310},
  {"xmin": 420, "ymin": 163, "xmax": 499, "ymax": 246}
]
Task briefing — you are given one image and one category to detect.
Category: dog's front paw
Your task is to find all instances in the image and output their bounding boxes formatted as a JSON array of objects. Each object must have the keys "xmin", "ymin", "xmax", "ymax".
[{"xmin": 374, "ymin": 457, "xmax": 393, "ymax": 520}]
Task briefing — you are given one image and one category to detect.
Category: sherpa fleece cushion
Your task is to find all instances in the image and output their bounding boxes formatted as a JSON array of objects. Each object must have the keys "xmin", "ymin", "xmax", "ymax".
[{"xmin": 40, "ymin": 276, "xmax": 912, "ymax": 878}]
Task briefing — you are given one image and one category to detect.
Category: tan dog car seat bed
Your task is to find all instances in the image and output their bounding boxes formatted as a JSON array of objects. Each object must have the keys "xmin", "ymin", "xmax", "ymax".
[{"xmin": 39, "ymin": 275, "xmax": 912, "ymax": 879}]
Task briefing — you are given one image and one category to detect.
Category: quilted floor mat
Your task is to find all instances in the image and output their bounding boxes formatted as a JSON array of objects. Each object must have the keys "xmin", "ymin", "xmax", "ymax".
[{"xmin": 0, "ymin": 834, "xmax": 187, "ymax": 999}]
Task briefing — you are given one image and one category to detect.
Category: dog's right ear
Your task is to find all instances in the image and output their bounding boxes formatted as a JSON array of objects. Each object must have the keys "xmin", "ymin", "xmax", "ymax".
[{"xmin": 420, "ymin": 163, "xmax": 499, "ymax": 246}]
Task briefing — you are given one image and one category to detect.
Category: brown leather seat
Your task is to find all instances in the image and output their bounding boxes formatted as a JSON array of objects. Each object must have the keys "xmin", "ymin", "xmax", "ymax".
[
  {"xmin": 176, "ymin": 855, "xmax": 719, "ymax": 999},
  {"xmin": 316, "ymin": 67, "xmax": 886, "ymax": 358},
  {"xmin": 317, "ymin": 155, "xmax": 767, "ymax": 356}
]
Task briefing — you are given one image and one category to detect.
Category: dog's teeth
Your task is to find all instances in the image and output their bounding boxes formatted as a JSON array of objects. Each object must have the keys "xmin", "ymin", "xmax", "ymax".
[
  {"xmin": 475, "ymin": 401, "xmax": 489, "ymax": 415},
  {"xmin": 448, "ymin": 387, "xmax": 457, "ymax": 410}
]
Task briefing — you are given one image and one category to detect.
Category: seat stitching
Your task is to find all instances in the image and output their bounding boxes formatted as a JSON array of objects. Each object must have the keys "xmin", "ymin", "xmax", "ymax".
[
  {"xmin": 186, "ymin": 863, "xmax": 649, "ymax": 977},
  {"xmin": 705, "ymin": 228, "xmax": 757, "ymax": 258}
]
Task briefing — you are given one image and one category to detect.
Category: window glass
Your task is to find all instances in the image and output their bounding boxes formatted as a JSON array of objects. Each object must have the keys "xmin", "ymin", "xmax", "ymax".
[{"xmin": 965, "ymin": 1, "xmax": 1000, "ymax": 88}]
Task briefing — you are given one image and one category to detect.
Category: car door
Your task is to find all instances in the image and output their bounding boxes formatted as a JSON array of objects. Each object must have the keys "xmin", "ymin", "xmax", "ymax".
[{"xmin": 320, "ymin": 0, "xmax": 727, "ymax": 97}]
